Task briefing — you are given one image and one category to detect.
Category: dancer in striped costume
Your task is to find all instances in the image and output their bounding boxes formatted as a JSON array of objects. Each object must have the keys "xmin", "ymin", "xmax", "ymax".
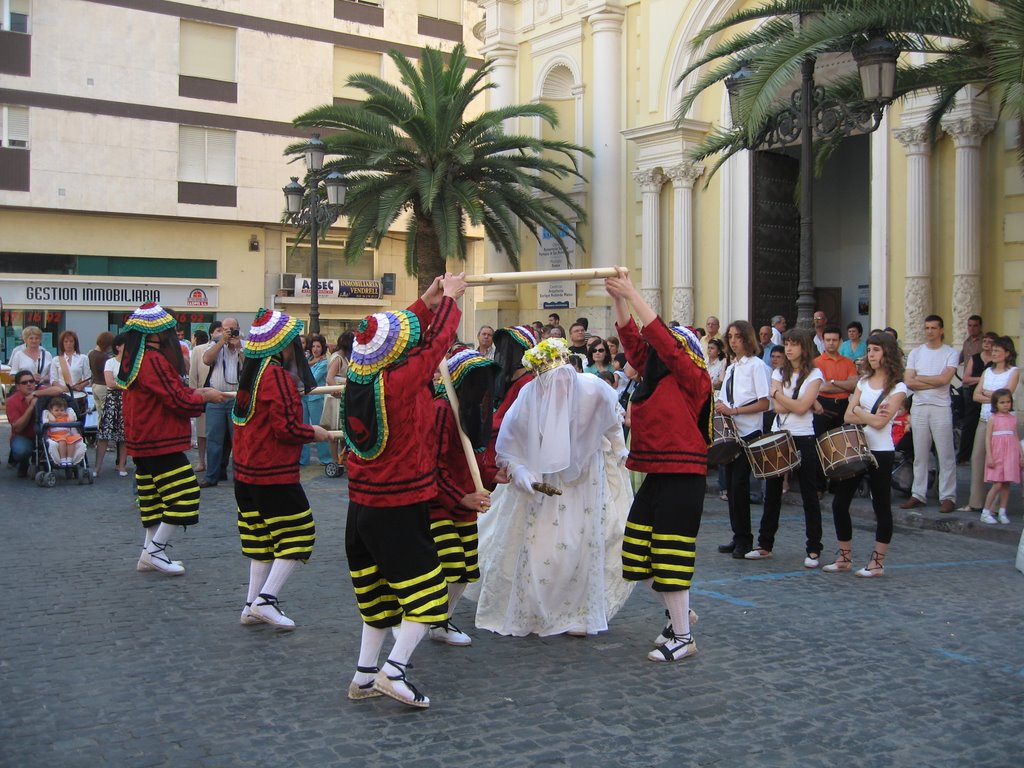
[
  {"xmin": 342, "ymin": 272, "xmax": 466, "ymax": 709},
  {"xmin": 232, "ymin": 309, "xmax": 330, "ymax": 630},
  {"xmin": 606, "ymin": 271, "xmax": 713, "ymax": 663},
  {"xmin": 118, "ymin": 302, "xmax": 229, "ymax": 576},
  {"xmin": 428, "ymin": 347, "xmax": 501, "ymax": 647}
]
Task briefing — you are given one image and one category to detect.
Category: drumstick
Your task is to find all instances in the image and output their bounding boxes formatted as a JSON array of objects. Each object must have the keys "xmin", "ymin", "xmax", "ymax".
[
  {"xmin": 463, "ymin": 267, "xmax": 628, "ymax": 286},
  {"xmin": 437, "ymin": 356, "xmax": 487, "ymax": 495},
  {"xmin": 531, "ymin": 482, "xmax": 562, "ymax": 497},
  {"xmin": 220, "ymin": 384, "xmax": 345, "ymax": 398}
]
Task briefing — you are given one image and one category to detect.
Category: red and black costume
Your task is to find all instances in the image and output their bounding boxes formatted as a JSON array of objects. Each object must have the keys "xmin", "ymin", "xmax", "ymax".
[{"xmin": 617, "ymin": 317, "xmax": 712, "ymax": 591}]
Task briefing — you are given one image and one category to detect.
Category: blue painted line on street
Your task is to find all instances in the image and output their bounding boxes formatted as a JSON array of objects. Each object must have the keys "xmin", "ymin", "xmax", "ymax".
[
  {"xmin": 933, "ymin": 648, "xmax": 1024, "ymax": 678},
  {"xmin": 883, "ymin": 559, "xmax": 1012, "ymax": 570},
  {"xmin": 689, "ymin": 588, "xmax": 758, "ymax": 608},
  {"xmin": 692, "ymin": 558, "xmax": 1014, "ymax": 606}
]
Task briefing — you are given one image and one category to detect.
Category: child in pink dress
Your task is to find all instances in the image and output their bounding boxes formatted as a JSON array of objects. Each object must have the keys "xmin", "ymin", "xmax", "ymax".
[{"xmin": 981, "ymin": 389, "xmax": 1024, "ymax": 525}]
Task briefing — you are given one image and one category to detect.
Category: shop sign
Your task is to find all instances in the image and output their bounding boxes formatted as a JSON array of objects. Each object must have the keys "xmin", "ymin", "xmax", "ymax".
[
  {"xmin": 0, "ymin": 279, "xmax": 219, "ymax": 308},
  {"xmin": 299, "ymin": 277, "xmax": 382, "ymax": 300}
]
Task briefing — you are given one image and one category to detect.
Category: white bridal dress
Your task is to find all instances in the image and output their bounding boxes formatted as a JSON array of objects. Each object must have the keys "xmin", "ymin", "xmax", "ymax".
[{"xmin": 468, "ymin": 368, "xmax": 635, "ymax": 637}]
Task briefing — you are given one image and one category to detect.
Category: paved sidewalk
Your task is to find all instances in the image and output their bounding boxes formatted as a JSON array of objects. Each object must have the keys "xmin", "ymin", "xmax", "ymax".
[{"xmin": 1, "ymin": 428, "xmax": 1021, "ymax": 767}]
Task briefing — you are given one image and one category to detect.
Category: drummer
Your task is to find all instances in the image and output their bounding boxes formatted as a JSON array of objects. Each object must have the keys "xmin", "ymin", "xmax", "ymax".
[
  {"xmin": 813, "ymin": 325, "xmax": 859, "ymax": 494},
  {"xmin": 824, "ymin": 332, "xmax": 907, "ymax": 577},
  {"xmin": 715, "ymin": 321, "xmax": 770, "ymax": 559},
  {"xmin": 745, "ymin": 328, "xmax": 824, "ymax": 568}
]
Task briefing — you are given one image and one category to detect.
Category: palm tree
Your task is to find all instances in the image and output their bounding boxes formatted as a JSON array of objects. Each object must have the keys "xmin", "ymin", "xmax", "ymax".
[
  {"xmin": 672, "ymin": 0, "xmax": 1008, "ymax": 177},
  {"xmin": 290, "ymin": 44, "xmax": 591, "ymax": 294}
]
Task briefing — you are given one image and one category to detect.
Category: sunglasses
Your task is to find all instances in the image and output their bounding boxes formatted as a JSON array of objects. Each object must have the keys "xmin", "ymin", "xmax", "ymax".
[{"xmin": 17, "ymin": 380, "xmax": 34, "ymax": 386}]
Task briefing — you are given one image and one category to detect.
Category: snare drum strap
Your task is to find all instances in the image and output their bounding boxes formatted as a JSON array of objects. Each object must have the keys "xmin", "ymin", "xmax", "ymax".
[
  {"xmin": 776, "ymin": 375, "xmax": 803, "ymax": 429},
  {"xmin": 868, "ymin": 383, "xmax": 894, "ymax": 416}
]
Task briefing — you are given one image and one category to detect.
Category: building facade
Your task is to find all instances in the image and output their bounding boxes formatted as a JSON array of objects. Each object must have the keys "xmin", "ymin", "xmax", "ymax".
[
  {"xmin": 3, "ymin": 0, "xmax": 1021, "ymax": 361},
  {"xmin": 471, "ymin": 0, "xmax": 1023, "ymax": 348},
  {"xmin": 0, "ymin": 0, "xmax": 486, "ymax": 358}
]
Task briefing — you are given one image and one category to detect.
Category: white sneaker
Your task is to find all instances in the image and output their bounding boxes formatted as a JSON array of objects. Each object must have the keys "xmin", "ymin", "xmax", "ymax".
[
  {"xmin": 997, "ymin": 511, "xmax": 1010, "ymax": 524},
  {"xmin": 137, "ymin": 543, "xmax": 185, "ymax": 576},
  {"xmin": 240, "ymin": 603, "xmax": 262, "ymax": 625},
  {"xmin": 804, "ymin": 555, "xmax": 820, "ymax": 569},
  {"xmin": 429, "ymin": 622, "xmax": 472, "ymax": 646},
  {"xmin": 980, "ymin": 511, "xmax": 998, "ymax": 525},
  {"xmin": 250, "ymin": 594, "xmax": 296, "ymax": 630}
]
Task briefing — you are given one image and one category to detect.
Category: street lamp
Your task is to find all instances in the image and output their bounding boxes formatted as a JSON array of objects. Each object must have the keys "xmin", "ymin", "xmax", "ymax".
[
  {"xmin": 725, "ymin": 32, "xmax": 898, "ymax": 329},
  {"xmin": 282, "ymin": 134, "xmax": 347, "ymax": 335}
]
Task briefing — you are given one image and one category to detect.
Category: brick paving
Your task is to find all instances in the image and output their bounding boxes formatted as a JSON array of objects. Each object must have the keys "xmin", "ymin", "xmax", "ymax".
[{"xmin": 1, "ymin": 425, "xmax": 1021, "ymax": 767}]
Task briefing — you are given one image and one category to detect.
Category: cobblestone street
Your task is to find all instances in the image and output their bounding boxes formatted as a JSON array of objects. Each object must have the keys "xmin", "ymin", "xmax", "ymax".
[{"xmin": 1, "ymin": 439, "xmax": 1021, "ymax": 767}]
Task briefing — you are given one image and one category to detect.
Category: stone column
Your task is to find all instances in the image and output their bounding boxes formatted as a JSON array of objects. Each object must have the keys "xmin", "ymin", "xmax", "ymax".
[
  {"xmin": 633, "ymin": 168, "xmax": 666, "ymax": 316},
  {"xmin": 479, "ymin": 41, "xmax": 519, "ymax": 302},
  {"xmin": 666, "ymin": 161, "xmax": 704, "ymax": 325},
  {"xmin": 941, "ymin": 113, "xmax": 995, "ymax": 349},
  {"xmin": 894, "ymin": 124, "xmax": 932, "ymax": 348},
  {"xmin": 583, "ymin": 8, "xmax": 624, "ymax": 298}
]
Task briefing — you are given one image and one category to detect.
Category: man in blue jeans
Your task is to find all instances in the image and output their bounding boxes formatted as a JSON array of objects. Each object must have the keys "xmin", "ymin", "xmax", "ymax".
[
  {"xmin": 7, "ymin": 370, "xmax": 38, "ymax": 478},
  {"xmin": 200, "ymin": 317, "xmax": 243, "ymax": 488}
]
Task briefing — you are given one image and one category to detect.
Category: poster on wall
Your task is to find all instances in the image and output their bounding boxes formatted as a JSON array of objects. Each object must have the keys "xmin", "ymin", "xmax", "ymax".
[
  {"xmin": 537, "ymin": 225, "xmax": 577, "ymax": 310},
  {"xmin": 858, "ymin": 284, "xmax": 869, "ymax": 316}
]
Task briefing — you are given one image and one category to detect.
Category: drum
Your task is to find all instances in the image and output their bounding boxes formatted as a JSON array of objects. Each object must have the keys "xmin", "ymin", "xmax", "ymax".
[
  {"xmin": 745, "ymin": 431, "xmax": 801, "ymax": 479},
  {"xmin": 815, "ymin": 424, "xmax": 877, "ymax": 479},
  {"xmin": 707, "ymin": 414, "xmax": 743, "ymax": 465}
]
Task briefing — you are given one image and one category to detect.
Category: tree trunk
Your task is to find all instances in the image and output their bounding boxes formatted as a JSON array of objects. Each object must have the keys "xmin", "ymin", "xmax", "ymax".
[{"xmin": 415, "ymin": 218, "xmax": 447, "ymax": 297}]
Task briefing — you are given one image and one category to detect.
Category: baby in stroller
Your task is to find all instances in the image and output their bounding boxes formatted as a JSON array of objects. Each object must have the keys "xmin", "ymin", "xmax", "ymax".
[
  {"xmin": 35, "ymin": 394, "xmax": 93, "ymax": 485},
  {"xmin": 43, "ymin": 396, "xmax": 85, "ymax": 467}
]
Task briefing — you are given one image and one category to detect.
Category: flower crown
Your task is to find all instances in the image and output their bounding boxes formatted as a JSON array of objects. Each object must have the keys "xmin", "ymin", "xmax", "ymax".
[{"xmin": 522, "ymin": 338, "xmax": 571, "ymax": 375}]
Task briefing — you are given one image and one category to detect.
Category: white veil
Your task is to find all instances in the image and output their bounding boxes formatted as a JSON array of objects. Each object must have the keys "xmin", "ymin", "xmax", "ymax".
[{"xmin": 496, "ymin": 366, "xmax": 620, "ymax": 484}]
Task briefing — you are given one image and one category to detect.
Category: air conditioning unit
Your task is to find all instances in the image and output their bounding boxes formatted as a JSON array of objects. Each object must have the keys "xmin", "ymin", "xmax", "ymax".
[{"xmin": 280, "ymin": 273, "xmax": 300, "ymax": 292}]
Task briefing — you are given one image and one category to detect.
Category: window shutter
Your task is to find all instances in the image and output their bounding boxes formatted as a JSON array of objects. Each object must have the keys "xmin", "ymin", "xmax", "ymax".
[
  {"xmin": 7, "ymin": 106, "xmax": 29, "ymax": 147},
  {"xmin": 437, "ymin": 0, "xmax": 461, "ymax": 22},
  {"xmin": 178, "ymin": 125, "xmax": 207, "ymax": 182},
  {"xmin": 332, "ymin": 48, "xmax": 382, "ymax": 101},
  {"xmin": 180, "ymin": 21, "xmax": 236, "ymax": 82},
  {"xmin": 205, "ymin": 128, "xmax": 236, "ymax": 185}
]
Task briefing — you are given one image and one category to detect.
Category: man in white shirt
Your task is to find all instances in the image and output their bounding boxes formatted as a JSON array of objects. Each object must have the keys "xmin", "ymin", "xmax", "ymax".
[
  {"xmin": 770, "ymin": 315, "xmax": 786, "ymax": 347},
  {"xmin": 902, "ymin": 315, "xmax": 959, "ymax": 513},
  {"xmin": 812, "ymin": 311, "xmax": 827, "ymax": 354},
  {"xmin": 699, "ymin": 315, "xmax": 721, "ymax": 357},
  {"xmin": 200, "ymin": 317, "xmax": 244, "ymax": 487}
]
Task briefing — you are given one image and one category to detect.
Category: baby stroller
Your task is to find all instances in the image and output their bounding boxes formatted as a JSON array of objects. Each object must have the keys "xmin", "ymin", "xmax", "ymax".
[{"xmin": 33, "ymin": 393, "xmax": 94, "ymax": 487}]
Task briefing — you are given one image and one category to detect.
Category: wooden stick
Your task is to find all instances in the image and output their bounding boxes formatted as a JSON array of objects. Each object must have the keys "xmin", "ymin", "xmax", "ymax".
[
  {"xmin": 221, "ymin": 384, "xmax": 345, "ymax": 399},
  {"xmin": 463, "ymin": 267, "xmax": 628, "ymax": 287},
  {"xmin": 437, "ymin": 356, "xmax": 487, "ymax": 495}
]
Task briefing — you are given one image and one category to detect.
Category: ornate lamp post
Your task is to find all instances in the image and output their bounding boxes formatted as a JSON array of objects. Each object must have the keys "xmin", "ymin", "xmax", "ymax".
[
  {"xmin": 283, "ymin": 134, "xmax": 346, "ymax": 335},
  {"xmin": 726, "ymin": 32, "xmax": 898, "ymax": 329}
]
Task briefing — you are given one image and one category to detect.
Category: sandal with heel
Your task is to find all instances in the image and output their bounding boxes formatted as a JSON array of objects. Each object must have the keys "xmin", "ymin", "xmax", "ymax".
[
  {"xmin": 854, "ymin": 550, "xmax": 886, "ymax": 578},
  {"xmin": 374, "ymin": 659, "xmax": 430, "ymax": 708},
  {"xmin": 822, "ymin": 547, "xmax": 853, "ymax": 573},
  {"xmin": 654, "ymin": 608, "xmax": 700, "ymax": 646},
  {"xmin": 648, "ymin": 632, "xmax": 698, "ymax": 663},
  {"xmin": 348, "ymin": 665, "xmax": 383, "ymax": 700}
]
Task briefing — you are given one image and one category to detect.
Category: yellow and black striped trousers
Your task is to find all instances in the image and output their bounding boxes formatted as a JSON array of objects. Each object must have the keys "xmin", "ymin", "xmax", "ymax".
[
  {"xmin": 345, "ymin": 501, "xmax": 449, "ymax": 628},
  {"xmin": 235, "ymin": 481, "xmax": 315, "ymax": 561},
  {"xmin": 429, "ymin": 517, "xmax": 479, "ymax": 584},
  {"xmin": 621, "ymin": 473, "xmax": 704, "ymax": 592},
  {"xmin": 135, "ymin": 453, "xmax": 201, "ymax": 528}
]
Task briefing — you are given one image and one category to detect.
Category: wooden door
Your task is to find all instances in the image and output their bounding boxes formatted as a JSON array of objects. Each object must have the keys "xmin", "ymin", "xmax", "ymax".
[{"xmin": 750, "ymin": 151, "xmax": 799, "ymax": 327}]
